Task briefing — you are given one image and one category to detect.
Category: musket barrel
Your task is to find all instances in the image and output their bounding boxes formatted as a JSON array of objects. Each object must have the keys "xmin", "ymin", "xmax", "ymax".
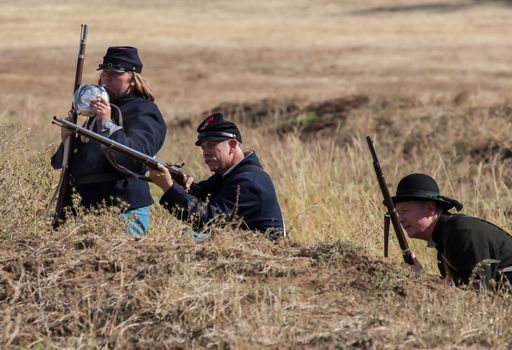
[
  {"xmin": 366, "ymin": 135, "xmax": 421, "ymax": 268},
  {"xmin": 73, "ymin": 24, "xmax": 88, "ymax": 95},
  {"xmin": 52, "ymin": 24, "xmax": 89, "ymax": 229},
  {"xmin": 52, "ymin": 117, "xmax": 196, "ymax": 191}
]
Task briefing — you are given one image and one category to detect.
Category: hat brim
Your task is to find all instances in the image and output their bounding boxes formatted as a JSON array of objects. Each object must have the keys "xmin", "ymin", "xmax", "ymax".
[
  {"xmin": 391, "ymin": 195, "xmax": 455, "ymax": 210},
  {"xmin": 195, "ymin": 136, "xmax": 234, "ymax": 146},
  {"xmin": 97, "ymin": 65, "xmax": 125, "ymax": 73}
]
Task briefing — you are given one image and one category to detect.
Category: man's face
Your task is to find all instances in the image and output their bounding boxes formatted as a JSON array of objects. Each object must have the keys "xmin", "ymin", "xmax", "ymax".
[
  {"xmin": 395, "ymin": 201, "xmax": 438, "ymax": 241},
  {"xmin": 99, "ymin": 69, "xmax": 133, "ymax": 101},
  {"xmin": 200, "ymin": 139, "xmax": 234, "ymax": 174}
]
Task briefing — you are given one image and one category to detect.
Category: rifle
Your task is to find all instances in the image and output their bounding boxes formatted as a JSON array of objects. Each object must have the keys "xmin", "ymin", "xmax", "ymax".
[
  {"xmin": 52, "ymin": 116, "xmax": 201, "ymax": 193},
  {"xmin": 52, "ymin": 24, "xmax": 88, "ymax": 229},
  {"xmin": 366, "ymin": 136, "xmax": 422, "ymax": 269}
]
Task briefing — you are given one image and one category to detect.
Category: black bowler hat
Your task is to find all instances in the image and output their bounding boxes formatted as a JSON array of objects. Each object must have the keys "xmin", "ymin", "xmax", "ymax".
[
  {"xmin": 195, "ymin": 113, "xmax": 242, "ymax": 146},
  {"xmin": 392, "ymin": 173, "xmax": 463, "ymax": 211},
  {"xmin": 97, "ymin": 46, "xmax": 143, "ymax": 73}
]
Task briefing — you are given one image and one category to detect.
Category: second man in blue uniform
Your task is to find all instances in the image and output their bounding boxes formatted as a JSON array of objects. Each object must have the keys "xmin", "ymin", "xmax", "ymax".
[{"xmin": 149, "ymin": 113, "xmax": 285, "ymax": 239}]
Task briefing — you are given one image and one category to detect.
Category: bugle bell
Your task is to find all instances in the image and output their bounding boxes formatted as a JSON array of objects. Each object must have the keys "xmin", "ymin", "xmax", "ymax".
[{"xmin": 72, "ymin": 83, "xmax": 109, "ymax": 117}]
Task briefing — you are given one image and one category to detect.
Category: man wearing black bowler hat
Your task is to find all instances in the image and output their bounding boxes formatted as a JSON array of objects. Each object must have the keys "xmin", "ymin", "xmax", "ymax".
[
  {"xmin": 51, "ymin": 46, "xmax": 167, "ymax": 235},
  {"xmin": 393, "ymin": 173, "xmax": 512, "ymax": 291},
  {"xmin": 149, "ymin": 113, "xmax": 285, "ymax": 240}
]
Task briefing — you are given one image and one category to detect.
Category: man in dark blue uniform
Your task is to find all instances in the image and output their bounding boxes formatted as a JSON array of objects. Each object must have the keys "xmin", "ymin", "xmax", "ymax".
[
  {"xmin": 149, "ymin": 113, "xmax": 285, "ymax": 239},
  {"xmin": 51, "ymin": 46, "xmax": 167, "ymax": 234},
  {"xmin": 393, "ymin": 173, "xmax": 512, "ymax": 291}
]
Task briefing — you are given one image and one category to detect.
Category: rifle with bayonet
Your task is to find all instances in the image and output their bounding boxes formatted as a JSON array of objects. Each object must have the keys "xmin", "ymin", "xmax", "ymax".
[
  {"xmin": 51, "ymin": 24, "xmax": 88, "ymax": 229},
  {"xmin": 52, "ymin": 116, "xmax": 200, "ymax": 193},
  {"xmin": 366, "ymin": 136, "xmax": 422, "ymax": 269}
]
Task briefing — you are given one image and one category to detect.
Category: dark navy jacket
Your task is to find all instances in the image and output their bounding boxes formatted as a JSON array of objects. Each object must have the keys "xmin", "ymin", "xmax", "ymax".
[
  {"xmin": 51, "ymin": 91, "xmax": 166, "ymax": 210},
  {"xmin": 432, "ymin": 213, "xmax": 512, "ymax": 290},
  {"xmin": 160, "ymin": 151, "xmax": 284, "ymax": 235}
]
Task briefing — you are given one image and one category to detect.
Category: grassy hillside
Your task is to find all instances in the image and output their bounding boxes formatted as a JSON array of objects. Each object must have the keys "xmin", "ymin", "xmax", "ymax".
[{"xmin": 1, "ymin": 0, "xmax": 512, "ymax": 348}]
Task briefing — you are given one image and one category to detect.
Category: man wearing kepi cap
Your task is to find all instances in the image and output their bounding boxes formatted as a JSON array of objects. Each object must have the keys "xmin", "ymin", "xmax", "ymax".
[
  {"xmin": 149, "ymin": 113, "xmax": 285, "ymax": 240},
  {"xmin": 393, "ymin": 173, "xmax": 512, "ymax": 291},
  {"xmin": 51, "ymin": 46, "xmax": 166, "ymax": 235}
]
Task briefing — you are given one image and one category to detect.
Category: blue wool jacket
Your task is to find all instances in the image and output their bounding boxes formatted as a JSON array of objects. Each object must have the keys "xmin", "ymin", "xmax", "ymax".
[
  {"xmin": 160, "ymin": 151, "xmax": 284, "ymax": 235},
  {"xmin": 51, "ymin": 91, "xmax": 166, "ymax": 209}
]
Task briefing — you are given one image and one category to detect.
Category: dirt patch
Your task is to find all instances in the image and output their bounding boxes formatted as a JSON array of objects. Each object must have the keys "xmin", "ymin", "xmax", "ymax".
[
  {"xmin": 171, "ymin": 95, "xmax": 370, "ymax": 140},
  {"xmin": 169, "ymin": 94, "xmax": 512, "ymax": 172},
  {"xmin": 212, "ymin": 95, "xmax": 370, "ymax": 140},
  {"xmin": 466, "ymin": 142, "xmax": 512, "ymax": 163},
  {"xmin": 161, "ymin": 93, "xmax": 512, "ymax": 219}
]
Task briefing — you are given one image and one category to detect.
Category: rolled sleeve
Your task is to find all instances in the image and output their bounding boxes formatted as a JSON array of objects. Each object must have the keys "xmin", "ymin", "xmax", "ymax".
[{"xmin": 96, "ymin": 118, "xmax": 123, "ymax": 137}]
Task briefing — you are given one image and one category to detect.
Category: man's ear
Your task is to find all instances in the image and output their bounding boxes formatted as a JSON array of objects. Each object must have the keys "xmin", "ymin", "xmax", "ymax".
[
  {"xmin": 426, "ymin": 201, "xmax": 438, "ymax": 215},
  {"xmin": 228, "ymin": 139, "xmax": 238, "ymax": 150}
]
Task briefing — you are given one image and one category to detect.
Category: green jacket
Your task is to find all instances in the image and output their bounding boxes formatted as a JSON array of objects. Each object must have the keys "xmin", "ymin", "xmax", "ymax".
[{"xmin": 432, "ymin": 214, "xmax": 512, "ymax": 290}]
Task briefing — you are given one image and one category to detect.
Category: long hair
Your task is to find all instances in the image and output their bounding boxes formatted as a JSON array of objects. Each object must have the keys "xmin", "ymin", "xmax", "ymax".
[
  {"xmin": 98, "ymin": 71, "xmax": 156, "ymax": 102},
  {"xmin": 130, "ymin": 72, "xmax": 155, "ymax": 101}
]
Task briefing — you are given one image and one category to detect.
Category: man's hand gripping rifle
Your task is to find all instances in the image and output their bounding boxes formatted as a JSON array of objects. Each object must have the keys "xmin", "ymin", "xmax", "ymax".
[
  {"xmin": 366, "ymin": 136, "xmax": 422, "ymax": 270},
  {"xmin": 52, "ymin": 116, "xmax": 200, "ymax": 193}
]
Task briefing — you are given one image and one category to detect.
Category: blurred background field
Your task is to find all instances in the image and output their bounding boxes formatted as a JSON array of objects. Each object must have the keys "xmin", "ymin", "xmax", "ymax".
[{"xmin": 1, "ymin": 0, "xmax": 512, "ymax": 348}]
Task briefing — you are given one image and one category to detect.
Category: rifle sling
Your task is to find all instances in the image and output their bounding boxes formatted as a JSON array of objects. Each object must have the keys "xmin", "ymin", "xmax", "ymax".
[
  {"xmin": 72, "ymin": 152, "xmax": 150, "ymax": 185},
  {"xmin": 103, "ymin": 148, "xmax": 151, "ymax": 182}
]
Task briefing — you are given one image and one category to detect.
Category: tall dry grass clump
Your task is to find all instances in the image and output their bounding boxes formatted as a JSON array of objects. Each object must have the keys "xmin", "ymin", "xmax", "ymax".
[{"xmin": 0, "ymin": 125, "xmax": 54, "ymax": 239}]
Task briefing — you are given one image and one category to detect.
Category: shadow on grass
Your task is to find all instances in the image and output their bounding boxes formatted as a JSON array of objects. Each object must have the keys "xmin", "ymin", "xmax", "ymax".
[{"xmin": 352, "ymin": 0, "xmax": 512, "ymax": 16}]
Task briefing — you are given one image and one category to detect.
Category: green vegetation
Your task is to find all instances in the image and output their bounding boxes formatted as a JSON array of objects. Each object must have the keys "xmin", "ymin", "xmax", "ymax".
[{"xmin": 294, "ymin": 112, "xmax": 319, "ymax": 126}]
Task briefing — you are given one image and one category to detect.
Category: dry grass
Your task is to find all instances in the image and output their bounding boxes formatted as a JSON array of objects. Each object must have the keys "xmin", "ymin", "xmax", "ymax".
[
  {"xmin": 2, "ymin": 215, "xmax": 512, "ymax": 349},
  {"xmin": 2, "ymin": 0, "xmax": 512, "ymax": 348},
  {"xmin": 3, "ymin": 92, "xmax": 512, "ymax": 349}
]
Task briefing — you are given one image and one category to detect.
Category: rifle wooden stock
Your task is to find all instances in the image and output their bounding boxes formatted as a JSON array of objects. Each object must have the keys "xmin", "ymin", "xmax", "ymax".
[
  {"xmin": 52, "ymin": 24, "xmax": 88, "ymax": 229},
  {"xmin": 366, "ymin": 136, "xmax": 422, "ymax": 268},
  {"xmin": 52, "ymin": 116, "xmax": 200, "ymax": 193}
]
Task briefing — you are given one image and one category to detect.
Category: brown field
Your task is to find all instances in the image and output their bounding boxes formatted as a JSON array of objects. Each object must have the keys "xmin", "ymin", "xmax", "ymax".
[{"xmin": 2, "ymin": 0, "xmax": 512, "ymax": 348}]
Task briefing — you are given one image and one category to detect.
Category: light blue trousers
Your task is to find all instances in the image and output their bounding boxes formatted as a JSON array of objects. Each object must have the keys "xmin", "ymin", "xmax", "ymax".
[{"xmin": 120, "ymin": 206, "xmax": 150, "ymax": 235}]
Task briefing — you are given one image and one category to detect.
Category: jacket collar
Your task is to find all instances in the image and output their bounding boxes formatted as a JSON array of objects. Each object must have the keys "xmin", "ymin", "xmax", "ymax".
[
  {"xmin": 222, "ymin": 151, "xmax": 260, "ymax": 177},
  {"xmin": 431, "ymin": 213, "xmax": 453, "ymax": 247}
]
